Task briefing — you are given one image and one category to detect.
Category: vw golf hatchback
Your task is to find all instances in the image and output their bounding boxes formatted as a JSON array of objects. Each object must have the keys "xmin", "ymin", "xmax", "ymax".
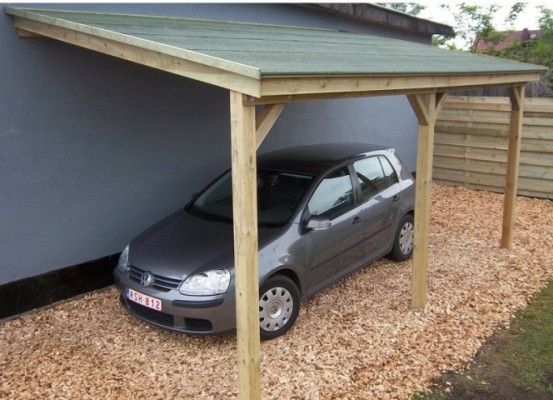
[{"xmin": 114, "ymin": 143, "xmax": 415, "ymax": 339}]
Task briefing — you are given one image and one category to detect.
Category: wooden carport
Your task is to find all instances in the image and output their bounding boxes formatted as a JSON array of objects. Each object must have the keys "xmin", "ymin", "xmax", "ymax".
[{"xmin": 5, "ymin": 8, "xmax": 546, "ymax": 399}]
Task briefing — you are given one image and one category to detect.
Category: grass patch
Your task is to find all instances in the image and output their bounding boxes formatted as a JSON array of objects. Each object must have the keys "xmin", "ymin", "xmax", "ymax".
[{"xmin": 414, "ymin": 279, "xmax": 553, "ymax": 399}]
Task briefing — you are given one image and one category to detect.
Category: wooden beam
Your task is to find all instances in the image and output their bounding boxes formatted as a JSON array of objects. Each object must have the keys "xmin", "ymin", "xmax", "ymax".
[
  {"xmin": 229, "ymin": 91, "xmax": 261, "ymax": 400},
  {"xmin": 407, "ymin": 94, "xmax": 431, "ymax": 125},
  {"xmin": 408, "ymin": 93, "xmax": 438, "ymax": 310},
  {"xmin": 15, "ymin": 27, "xmax": 41, "ymax": 38},
  {"xmin": 8, "ymin": 8, "xmax": 261, "ymax": 79},
  {"xmin": 501, "ymin": 85, "xmax": 525, "ymax": 249},
  {"xmin": 246, "ymin": 82, "xmax": 526, "ymax": 105},
  {"xmin": 255, "ymin": 103, "xmax": 285, "ymax": 149},
  {"xmin": 508, "ymin": 85, "xmax": 523, "ymax": 109},
  {"xmin": 12, "ymin": 16, "xmax": 261, "ymax": 96},
  {"xmin": 259, "ymin": 72, "xmax": 541, "ymax": 97},
  {"xmin": 435, "ymin": 92, "xmax": 449, "ymax": 116}
]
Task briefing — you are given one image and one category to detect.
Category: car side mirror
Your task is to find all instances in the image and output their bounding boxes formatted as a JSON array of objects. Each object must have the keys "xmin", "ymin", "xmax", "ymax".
[{"xmin": 305, "ymin": 216, "xmax": 332, "ymax": 231}]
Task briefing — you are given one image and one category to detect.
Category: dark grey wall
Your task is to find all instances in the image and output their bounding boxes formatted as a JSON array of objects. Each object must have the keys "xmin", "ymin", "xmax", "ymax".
[{"xmin": 0, "ymin": 4, "xmax": 423, "ymax": 285}]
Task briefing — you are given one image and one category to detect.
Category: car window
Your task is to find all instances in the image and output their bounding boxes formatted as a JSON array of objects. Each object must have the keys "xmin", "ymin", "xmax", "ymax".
[
  {"xmin": 379, "ymin": 156, "xmax": 399, "ymax": 188},
  {"xmin": 190, "ymin": 169, "xmax": 313, "ymax": 227},
  {"xmin": 307, "ymin": 167, "xmax": 354, "ymax": 219},
  {"xmin": 389, "ymin": 152, "xmax": 412, "ymax": 180},
  {"xmin": 352, "ymin": 156, "xmax": 387, "ymax": 200}
]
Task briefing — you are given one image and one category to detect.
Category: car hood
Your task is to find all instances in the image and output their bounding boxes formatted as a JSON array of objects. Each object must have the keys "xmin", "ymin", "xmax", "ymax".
[{"xmin": 128, "ymin": 208, "xmax": 280, "ymax": 280}]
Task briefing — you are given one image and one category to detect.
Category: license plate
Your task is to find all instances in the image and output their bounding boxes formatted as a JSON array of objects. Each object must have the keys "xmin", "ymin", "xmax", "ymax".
[{"xmin": 127, "ymin": 288, "xmax": 162, "ymax": 311}]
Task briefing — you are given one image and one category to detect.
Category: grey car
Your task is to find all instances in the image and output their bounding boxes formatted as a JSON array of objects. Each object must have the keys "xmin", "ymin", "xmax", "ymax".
[{"xmin": 114, "ymin": 143, "xmax": 415, "ymax": 339}]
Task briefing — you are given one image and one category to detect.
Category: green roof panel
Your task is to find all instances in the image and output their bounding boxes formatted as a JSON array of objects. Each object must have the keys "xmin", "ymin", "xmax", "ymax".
[{"xmin": 5, "ymin": 7, "xmax": 547, "ymax": 78}]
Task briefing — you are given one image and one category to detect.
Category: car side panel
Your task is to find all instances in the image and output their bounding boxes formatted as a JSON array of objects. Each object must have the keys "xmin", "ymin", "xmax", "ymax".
[
  {"xmin": 358, "ymin": 181, "xmax": 402, "ymax": 258},
  {"xmin": 301, "ymin": 206, "xmax": 364, "ymax": 290}
]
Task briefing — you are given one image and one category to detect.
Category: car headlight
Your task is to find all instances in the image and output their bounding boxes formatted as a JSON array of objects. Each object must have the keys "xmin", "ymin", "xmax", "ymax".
[
  {"xmin": 117, "ymin": 245, "xmax": 130, "ymax": 272},
  {"xmin": 179, "ymin": 269, "xmax": 230, "ymax": 296}
]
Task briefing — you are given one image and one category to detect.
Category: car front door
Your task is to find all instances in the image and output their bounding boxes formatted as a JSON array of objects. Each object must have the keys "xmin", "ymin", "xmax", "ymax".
[
  {"xmin": 352, "ymin": 155, "xmax": 402, "ymax": 259},
  {"xmin": 301, "ymin": 166, "xmax": 364, "ymax": 291}
]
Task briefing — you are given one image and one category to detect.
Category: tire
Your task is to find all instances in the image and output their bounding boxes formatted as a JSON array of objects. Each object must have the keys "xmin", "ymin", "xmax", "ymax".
[
  {"xmin": 258, "ymin": 274, "xmax": 300, "ymax": 340},
  {"xmin": 388, "ymin": 213, "xmax": 415, "ymax": 261}
]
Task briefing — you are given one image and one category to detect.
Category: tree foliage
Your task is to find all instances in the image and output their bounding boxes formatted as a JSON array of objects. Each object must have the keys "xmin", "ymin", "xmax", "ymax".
[
  {"xmin": 431, "ymin": 3, "xmax": 552, "ymax": 89},
  {"xmin": 376, "ymin": 3, "xmax": 425, "ymax": 16},
  {"xmin": 496, "ymin": 7, "xmax": 553, "ymax": 88},
  {"xmin": 433, "ymin": 3, "xmax": 503, "ymax": 52},
  {"xmin": 505, "ymin": 2, "xmax": 526, "ymax": 28}
]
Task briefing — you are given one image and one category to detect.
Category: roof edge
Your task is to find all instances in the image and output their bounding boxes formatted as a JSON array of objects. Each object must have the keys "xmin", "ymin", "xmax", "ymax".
[
  {"xmin": 4, "ymin": 7, "xmax": 262, "ymax": 81},
  {"xmin": 304, "ymin": 3, "xmax": 454, "ymax": 38}
]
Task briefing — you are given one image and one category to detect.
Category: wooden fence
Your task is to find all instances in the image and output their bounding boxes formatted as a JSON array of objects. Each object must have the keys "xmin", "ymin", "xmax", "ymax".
[{"xmin": 434, "ymin": 96, "xmax": 553, "ymax": 199}]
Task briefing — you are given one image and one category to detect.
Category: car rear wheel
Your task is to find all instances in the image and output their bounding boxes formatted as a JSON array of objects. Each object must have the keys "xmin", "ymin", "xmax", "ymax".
[
  {"xmin": 388, "ymin": 213, "xmax": 414, "ymax": 261},
  {"xmin": 259, "ymin": 274, "xmax": 300, "ymax": 340}
]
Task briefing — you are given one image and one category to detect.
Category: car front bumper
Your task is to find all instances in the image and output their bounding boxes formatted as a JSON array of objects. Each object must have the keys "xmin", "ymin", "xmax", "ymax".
[{"xmin": 114, "ymin": 269, "xmax": 236, "ymax": 335}]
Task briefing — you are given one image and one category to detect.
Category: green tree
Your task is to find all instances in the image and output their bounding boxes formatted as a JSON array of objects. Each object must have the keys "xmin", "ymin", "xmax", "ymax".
[
  {"xmin": 432, "ymin": 3, "xmax": 527, "ymax": 52},
  {"xmin": 376, "ymin": 3, "xmax": 425, "ymax": 16},
  {"xmin": 498, "ymin": 7, "xmax": 553, "ymax": 88},
  {"xmin": 505, "ymin": 2, "xmax": 526, "ymax": 28},
  {"xmin": 429, "ymin": 3, "xmax": 551, "ymax": 89},
  {"xmin": 454, "ymin": 3, "xmax": 501, "ymax": 52}
]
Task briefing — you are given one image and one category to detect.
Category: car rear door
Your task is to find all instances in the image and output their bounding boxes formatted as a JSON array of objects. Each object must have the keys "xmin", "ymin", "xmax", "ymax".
[
  {"xmin": 351, "ymin": 155, "xmax": 402, "ymax": 259},
  {"xmin": 301, "ymin": 166, "xmax": 364, "ymax": 291}
]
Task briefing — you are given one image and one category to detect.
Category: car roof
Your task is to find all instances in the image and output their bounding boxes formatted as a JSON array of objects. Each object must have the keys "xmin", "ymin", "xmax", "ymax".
[{"xmin": 258, "ymin": 143, "xmax": 392, "ymax": 176}]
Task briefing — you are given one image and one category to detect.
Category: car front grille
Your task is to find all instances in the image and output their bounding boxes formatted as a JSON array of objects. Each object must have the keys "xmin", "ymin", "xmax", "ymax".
[
  {"xmin": 127, "ymin": 299, "xmax": 175, "ymax": 327},
  {"xmin": 129, "ymin": 265, "xmax": 182, "ymax": 292}
]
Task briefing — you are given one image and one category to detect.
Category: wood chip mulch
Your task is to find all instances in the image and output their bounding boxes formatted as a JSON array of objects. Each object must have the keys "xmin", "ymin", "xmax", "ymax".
[{"xmin": 1, "ymin": 184, "xmax": 552, "ymax": 400}]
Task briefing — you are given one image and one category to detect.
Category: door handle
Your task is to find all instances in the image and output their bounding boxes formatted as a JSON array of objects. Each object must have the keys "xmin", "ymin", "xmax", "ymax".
[
  {"xmin": 392, "ymin": 194, "xmax": 400, "ymax": 202},
  {"xmin": 352, "ymin": 216, "xmax": 361, "ymax": 225}
]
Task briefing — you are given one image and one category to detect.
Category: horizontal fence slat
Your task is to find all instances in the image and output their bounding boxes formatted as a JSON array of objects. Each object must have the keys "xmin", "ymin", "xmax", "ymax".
[
  {"xmin": 434, "ymin": 155, "xmax": 553, "ymax": 180},
  {"xmin": 433, "ymin": 168, "xmax": 553, "ymax": 194},
  {"xmin": 434, "ymin": 179, "xmax": 553, "ymax": 200},
  {"xmin": 438, "ymin": 114, "xmax": 553, "ymax": 127},
  {"xmin": 434, "ymin": 132, "xmax": 553, "ymax": 154},
  {"xmin": 434, "ymin": 144, "xmax": 553, "ymax": 168},
  {"xmin": 434, "ymin": 95, "xmax": 553, "ymax": 199}
]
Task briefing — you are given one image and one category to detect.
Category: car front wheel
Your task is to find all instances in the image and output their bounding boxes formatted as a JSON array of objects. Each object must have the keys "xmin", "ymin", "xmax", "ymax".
[
  {"xmin": 388, "ymin": 213, "xmax": 415, "ymax": 261},
  {"xmin": 258, "ymin": 274, "xmax": 300, "ymax": 340}
]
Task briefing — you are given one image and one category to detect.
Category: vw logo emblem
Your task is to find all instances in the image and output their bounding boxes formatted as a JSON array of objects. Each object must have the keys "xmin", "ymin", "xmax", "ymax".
[{"xmin": 140, "ymin": 272, "xmax": 154, "ymax": 287}]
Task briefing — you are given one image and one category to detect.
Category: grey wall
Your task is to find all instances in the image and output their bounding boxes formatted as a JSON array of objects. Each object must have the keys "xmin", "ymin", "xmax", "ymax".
[{"xmin": 0, "ymin": 4, "xmax": 423, "ymax": 285}]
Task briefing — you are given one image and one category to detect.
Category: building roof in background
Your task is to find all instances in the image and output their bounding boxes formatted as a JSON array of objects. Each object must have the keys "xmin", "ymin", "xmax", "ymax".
[
  {"xmin": 304, "ymin": 3, "xmax": 454, "ymax": 37},
  {"xmin": 476, "ymin": 29, "xmax": 545, "ymax": 52}
]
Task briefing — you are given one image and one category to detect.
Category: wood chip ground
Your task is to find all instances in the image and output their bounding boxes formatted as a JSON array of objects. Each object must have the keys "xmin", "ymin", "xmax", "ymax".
[{"xmin": 1, "ymin": 184, "xmax": 552, "ymax": 399}]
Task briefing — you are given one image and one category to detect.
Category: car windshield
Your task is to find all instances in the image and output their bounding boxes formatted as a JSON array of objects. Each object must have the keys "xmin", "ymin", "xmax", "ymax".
[{"xmin": 189, "ymin": 169, "xmax": 313, "ymax": 227}]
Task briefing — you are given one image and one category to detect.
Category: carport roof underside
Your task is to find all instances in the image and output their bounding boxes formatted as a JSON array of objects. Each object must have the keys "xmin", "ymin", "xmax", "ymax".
[{"xmin": 4, "ymin": 7, "xmax": 546, "ymax": 99}]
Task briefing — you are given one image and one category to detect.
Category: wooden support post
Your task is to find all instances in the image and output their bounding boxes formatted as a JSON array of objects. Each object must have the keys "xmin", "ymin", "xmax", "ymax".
[
  {"xmin": 255, "ymin": 103, "xmax": 285, "ymax": 149},
  {"xmin": 501, "ymin": 85, "xmax": 525, "ymax": 250},
  {"xmin": 407, "ymin": 92, "xmax": 446, "ymax": 310},
  {"xmin": 229, "ymin": 91, "xmax": 261, "ymax": 400}
]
